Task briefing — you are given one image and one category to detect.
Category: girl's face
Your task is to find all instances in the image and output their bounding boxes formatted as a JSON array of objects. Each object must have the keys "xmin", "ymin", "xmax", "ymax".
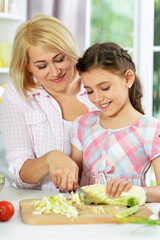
[
  {"xmin": 81, "ymin": 67, "xmax": 132, "ymax": 118},
  {"xmin": 27, "ymin": 45, "xmax": 75, "ymax": 95}
]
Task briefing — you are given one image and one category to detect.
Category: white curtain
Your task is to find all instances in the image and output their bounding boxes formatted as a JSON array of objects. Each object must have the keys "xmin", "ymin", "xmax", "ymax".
[{"xmin": 27, "ymin": 0, "xmax": 88, "ymax": 54}]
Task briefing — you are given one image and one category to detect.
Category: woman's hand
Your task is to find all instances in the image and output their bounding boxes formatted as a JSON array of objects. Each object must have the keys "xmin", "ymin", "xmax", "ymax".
[
  {"xmin": 46, "ymin": 151, "xmax": 79, "ymax": 191},
  {"xmin": 106, "ymin": 179, "xmax": 132, "ymax": 198}
]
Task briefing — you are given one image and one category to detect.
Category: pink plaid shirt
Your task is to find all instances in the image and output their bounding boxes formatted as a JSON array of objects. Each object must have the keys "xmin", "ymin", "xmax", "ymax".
[
  {"xmin": 0, "ymin": 81, "xmax": 97, "ymax": 191},
  {"xmin": 71, "ymin": 111, "xmax": 160, "ymax": 187}
]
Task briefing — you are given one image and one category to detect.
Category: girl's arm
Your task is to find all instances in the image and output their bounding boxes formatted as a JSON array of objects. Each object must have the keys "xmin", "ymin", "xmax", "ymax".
[
  {"xmin": 71, "ymin": 144, "xmax": 83, "ymax": 184},
  {"xmin": 143, "ymin": 155, "xmax": 160, "ymax": 202}
]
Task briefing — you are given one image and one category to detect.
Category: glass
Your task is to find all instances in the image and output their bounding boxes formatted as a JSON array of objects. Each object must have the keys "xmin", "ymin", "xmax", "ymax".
[
  {"xmin": 154, "ymin": 0, "xmax": 160, "ymax": 45},
  {"xmin": 153, "ymin": 52, "xmax": 160, "ymax": 119},
  {"xmin": 90, "ymin": 0, "xmax": 134, "ymax": 48}
]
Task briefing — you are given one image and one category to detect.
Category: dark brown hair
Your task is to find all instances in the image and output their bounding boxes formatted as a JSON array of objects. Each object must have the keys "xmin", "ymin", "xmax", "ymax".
[{"xmin": 77, "ymin": 42, "xmax": 144, "ymax": 114}]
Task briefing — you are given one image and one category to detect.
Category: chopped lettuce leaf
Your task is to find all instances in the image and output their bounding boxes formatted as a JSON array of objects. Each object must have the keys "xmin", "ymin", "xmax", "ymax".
[
  {"xmin": 114, "ymin": 205, "xmax": 139, "ymax": 219},
  {"xmin": 69, "ymin": 191, "xmax": 87, "ymax": 205},
  {"xmin": 32, "ymin": 194, "xmax": 79, "ymax": 219},
  {"xmin": 89, "ymin": 206, "xmax": 108, "ymax": 214}
]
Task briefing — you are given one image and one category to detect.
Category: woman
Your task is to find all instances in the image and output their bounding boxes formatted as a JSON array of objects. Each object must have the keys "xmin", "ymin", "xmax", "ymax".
[{"xmin": 0, "ymin": 14, "xmax": 97, "ymax": 192}]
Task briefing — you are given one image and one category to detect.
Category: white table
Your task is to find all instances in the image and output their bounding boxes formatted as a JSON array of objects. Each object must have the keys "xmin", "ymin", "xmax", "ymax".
[{"xmin": 1, "ymin": 187, "xmax": 160, "ymax": 240}]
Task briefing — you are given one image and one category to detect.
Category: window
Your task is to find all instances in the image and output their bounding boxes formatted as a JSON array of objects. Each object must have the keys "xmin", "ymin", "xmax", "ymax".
[
  {"xmin": 90, "ymin": 0, "xmax": 134, "ymax": 48},
  {"xmin": 153, "ymin": 0, "xmax": 160, "ymax": 119}
]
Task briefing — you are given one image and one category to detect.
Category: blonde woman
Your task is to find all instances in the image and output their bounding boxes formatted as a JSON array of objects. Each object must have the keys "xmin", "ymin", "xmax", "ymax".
[{"xmin": 0, "ymin": 14, "xmax": 97, "ymax": 192}]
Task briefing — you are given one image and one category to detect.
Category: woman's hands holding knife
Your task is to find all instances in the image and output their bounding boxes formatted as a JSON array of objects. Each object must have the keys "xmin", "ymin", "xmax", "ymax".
[{"xmin": 47, "ymin": 150, "xmax": 79, "ymax": 191}]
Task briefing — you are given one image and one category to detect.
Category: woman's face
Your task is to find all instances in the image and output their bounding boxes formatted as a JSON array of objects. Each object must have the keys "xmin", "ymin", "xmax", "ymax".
[
  {"xmin": 81, "ymin": 67, "xmax": 131, "ymax": 118},
  {"xmin": 27, "ymin": 45, "xmax": 75, "ymax": 95}
]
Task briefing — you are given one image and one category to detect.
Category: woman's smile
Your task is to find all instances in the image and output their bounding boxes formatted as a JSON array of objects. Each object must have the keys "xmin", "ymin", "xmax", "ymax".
[
  {"xmin": 49, "ymin": 74, "xmax": 65, "ymax": 83},
  {"xmin": 27, "ymin": 45, "xmax": 75, "ymax": 94}
]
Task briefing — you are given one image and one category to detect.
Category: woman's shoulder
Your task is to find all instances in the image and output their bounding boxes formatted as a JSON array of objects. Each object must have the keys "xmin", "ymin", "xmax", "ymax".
[
  {"xmin": 1, "ymin": 82, "xmax": 32, "ymax": 110},
  {"xmin": 2, "ymin": 82, "xmax": 22, "ymax": 102}
]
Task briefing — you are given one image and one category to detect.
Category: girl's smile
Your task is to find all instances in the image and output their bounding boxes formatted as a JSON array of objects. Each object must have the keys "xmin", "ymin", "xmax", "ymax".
[
  {"xmin": 81, "ymin": 67, "xmax": 131, "ymax": 118},
  {"xmin": 99, "ymin": 101, "xmax": 112, "ymax": 110}
]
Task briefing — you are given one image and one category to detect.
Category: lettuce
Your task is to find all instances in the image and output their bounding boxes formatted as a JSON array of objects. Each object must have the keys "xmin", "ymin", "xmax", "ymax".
[
  {"xmin": 114, "ymin": 205, "xmax": 139, "ymax": 218},
  {"xmin": 81, "ymin": 184, "xmax": 146, "ymax": 207},
  {"xmin": 32, "ymin": 194, "xmax": 79, "ymax": 219},
  {"xmin": 31, "ymin": 184, "xmax": 146, "ymax": 220}
]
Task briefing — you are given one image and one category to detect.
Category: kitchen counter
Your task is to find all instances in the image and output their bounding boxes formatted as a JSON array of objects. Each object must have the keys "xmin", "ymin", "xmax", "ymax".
[{"xmin": 1, "ymin": 186, "xmax": 160, "ymax": 240}]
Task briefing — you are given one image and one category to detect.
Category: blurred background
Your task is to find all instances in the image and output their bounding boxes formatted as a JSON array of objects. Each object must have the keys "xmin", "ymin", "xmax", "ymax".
[
  {"xmin": 0, "ymin": 0, "xmax": 160, "ymax": 118},
  {"xmin": 0, "ymin": 0, "xmax": 159, "ymax": 185}
]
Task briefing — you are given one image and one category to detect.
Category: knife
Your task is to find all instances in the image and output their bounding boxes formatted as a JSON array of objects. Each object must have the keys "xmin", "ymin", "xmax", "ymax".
[{"xmin": 75, "ymin": 187, "xmax": 92, "ymax": 204}]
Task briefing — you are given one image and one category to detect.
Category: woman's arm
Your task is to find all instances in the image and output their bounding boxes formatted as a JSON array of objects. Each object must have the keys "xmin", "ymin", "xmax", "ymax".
[
  {"xmin": 1, "ymin": 92, "xmax": 78, "ymax": 191},
  {"xmin": 143, "ymin": 155, "xmax": 160, "ymax": 202},
  {"xmin": 20, "ymin": 150, "xmax": 79, "ymax": 191}
]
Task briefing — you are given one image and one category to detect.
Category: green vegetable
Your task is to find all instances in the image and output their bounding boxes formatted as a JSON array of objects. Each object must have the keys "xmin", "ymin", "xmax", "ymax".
[
  {"xmin": 32, "ymin": 194, "xmax": 79, "ymax": 219},
  {"xmin": 31, "ymin": 185, "xmax": 146, "ymax": 220},
  {"xmin": 0, "ymin": 173, "xmax": 5, "ymax": 185},
  {"xmin": 115, "ymin": 217, "xmax": 160, "ymax": 225},
  {"xmin": 81, "ymin": 184, "xmax": 146, "ymax": 207},
  {"xmin": 88, "ymin": 205, "xmax": 139, "ymax": 218},
  {"xmin": 114, "ymin": 205, "xmax": 139, "ymax": 219}
]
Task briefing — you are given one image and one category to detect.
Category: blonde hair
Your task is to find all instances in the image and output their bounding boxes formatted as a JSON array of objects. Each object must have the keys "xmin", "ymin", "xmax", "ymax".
[{"xmin": 9, "ymin": 14, "xmax": 80, "ymax": 99}]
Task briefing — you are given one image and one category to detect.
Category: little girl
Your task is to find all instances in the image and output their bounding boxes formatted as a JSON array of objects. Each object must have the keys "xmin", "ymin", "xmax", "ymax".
[{"xmin": 71, "ymin": 42, "xmax": 160, "ymax": 203}]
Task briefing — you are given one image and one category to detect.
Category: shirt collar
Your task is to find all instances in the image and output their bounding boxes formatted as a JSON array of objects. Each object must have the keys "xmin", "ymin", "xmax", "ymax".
[{"xmin": 26, "ymin": 77, "xmax": 50, "ymax": 97}]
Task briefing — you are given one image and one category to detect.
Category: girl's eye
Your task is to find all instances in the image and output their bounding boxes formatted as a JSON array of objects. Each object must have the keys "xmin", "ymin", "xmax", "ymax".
[
  {"xmin": 87, "ymin": 90, "xmax": 93, "ymax": 94},
  {"xmin": 102, "ymin": 86, "xmax": 110, "ymax": 91},
  {"xmin": 37, "ymin": 65, "xmax": 46, "ymax": 69}
]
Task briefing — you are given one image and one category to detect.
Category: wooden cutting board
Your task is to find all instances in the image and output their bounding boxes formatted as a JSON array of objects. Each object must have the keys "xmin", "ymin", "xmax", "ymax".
[{"xmin": 20, "ymin": 199, "xmax": 153, "ymax": 225}]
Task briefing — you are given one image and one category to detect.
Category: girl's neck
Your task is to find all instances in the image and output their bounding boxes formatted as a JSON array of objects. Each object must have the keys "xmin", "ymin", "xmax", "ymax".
[{"xmin": 99, "ymin": 106, "xmax": 143, "ymax": 130}]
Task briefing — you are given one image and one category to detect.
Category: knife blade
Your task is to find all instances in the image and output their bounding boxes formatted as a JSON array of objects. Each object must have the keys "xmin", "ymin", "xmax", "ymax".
[{"xmin": 75, "ymin": 187, "xmax": 92, "ymax": 204}]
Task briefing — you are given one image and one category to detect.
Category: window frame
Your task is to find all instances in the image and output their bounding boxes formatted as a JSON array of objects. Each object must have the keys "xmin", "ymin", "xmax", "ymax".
[{"xmin": 133, "ymin": 0, "xmax": 155, "ymax": 117}]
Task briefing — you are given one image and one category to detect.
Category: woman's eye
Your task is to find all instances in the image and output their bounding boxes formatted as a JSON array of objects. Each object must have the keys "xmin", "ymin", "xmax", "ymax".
[
  {"xmin": 37, "ymin": 65, "xmax": 46, "ymax": 69},
  {"xmin": 56, "ymin": 56, "xmax": 65, "ymax": 63}
]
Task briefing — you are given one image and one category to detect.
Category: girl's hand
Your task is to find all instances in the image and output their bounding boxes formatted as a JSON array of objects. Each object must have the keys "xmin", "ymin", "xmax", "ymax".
[
  {"xmin": 47, "ymin": 151, "xmax": 79, "ymax": 192},
  {"xmin": 106, "ymin": 179, "xmax": 132, "ymax": 198}
]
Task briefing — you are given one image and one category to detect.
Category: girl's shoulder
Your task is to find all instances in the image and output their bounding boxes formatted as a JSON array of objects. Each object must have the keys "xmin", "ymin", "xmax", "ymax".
[
  {"xmin": 76, "ymin": 110, "xmax": 100, "ymax": 121},
  {"xmin": 139, "ymin": 115, "xmax": 160, "ymax": 128},
  {"xmin": 73, "ymin": 110, "xmax": 100, "ymax": 127}
]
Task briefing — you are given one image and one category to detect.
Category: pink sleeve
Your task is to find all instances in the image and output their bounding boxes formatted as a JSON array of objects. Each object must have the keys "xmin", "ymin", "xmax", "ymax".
[{"xmin": 151, "ymin": 120, "xmax": 160, "ymax": 160}]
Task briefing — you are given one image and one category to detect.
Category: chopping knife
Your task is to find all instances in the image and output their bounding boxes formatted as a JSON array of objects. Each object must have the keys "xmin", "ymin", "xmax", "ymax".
[{"xmin": 75, "ymin": 187, "xmax": 92, "ymax": 204}]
